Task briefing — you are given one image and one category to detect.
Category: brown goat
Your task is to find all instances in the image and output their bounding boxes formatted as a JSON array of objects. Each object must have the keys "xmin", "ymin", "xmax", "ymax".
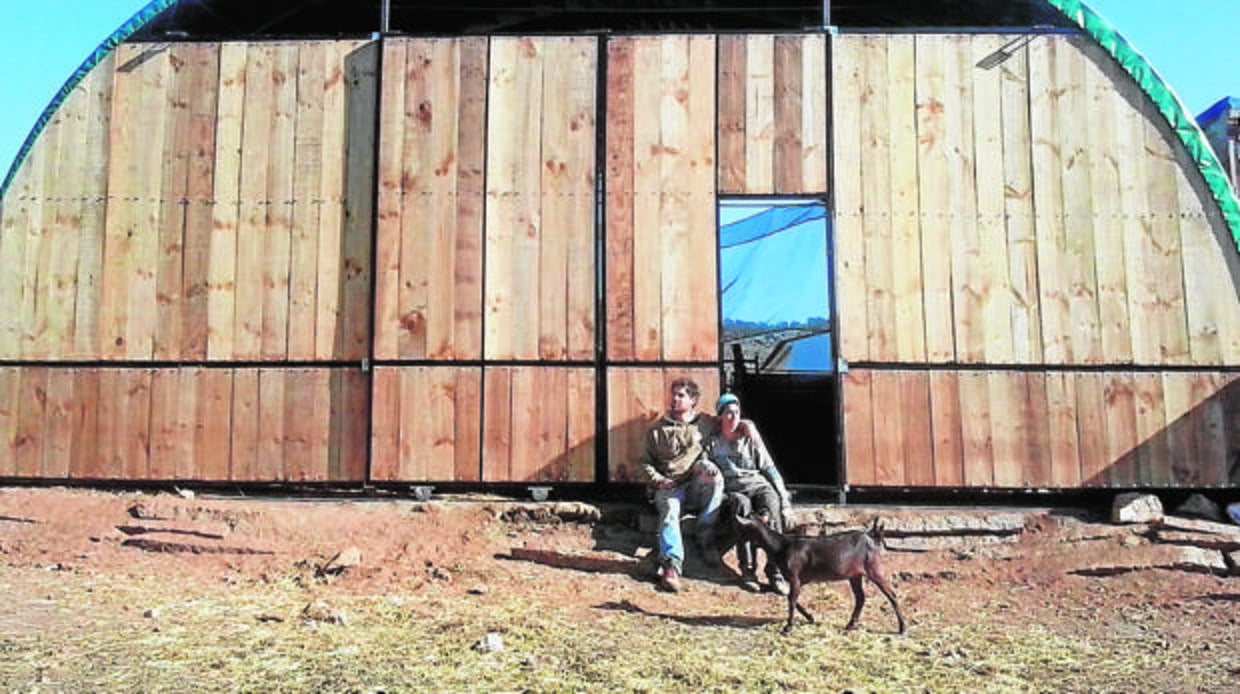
[{"xmin": 735, "ymin": 515, "xmax": 906, "ymax": 634}]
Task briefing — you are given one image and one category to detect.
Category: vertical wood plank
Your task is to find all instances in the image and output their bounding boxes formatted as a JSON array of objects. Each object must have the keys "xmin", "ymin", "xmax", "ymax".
[
  {"xmin": 684, "ymin": 35, "xmax": 719, "ymax": 361},
  {"xmin": 945, "ymin": 36, "xmax": 982, "ymax": 363},
  {"xmin": 717, "ymin": 35, "xmax": 746, "ymax": 194},
  {"xmin": 1074, "ymin": 372, "xmax": 1109, "ymax": 486},
  {"xmin": 261, "ymin": 44, "xmax": 299, "ymax": 360},
  {"xmin": 1085, "ymin": 43, "xmax": 1133, "ymax": 364},
  {"xmin": 339, "ymin": 41, "xmax": 378, "ymax": 361},
  {"xmin": 70, "ymin": 369, "xmax": 102, "ymax": 479},
  {"xmin": 485, "ymin": 38, "xmax": 542, "ymax": 360},
  {"xmin": 230, "ymin": 369, "xmax": 260, "ymax": 480},
  {"xmin": 971, "ymin": 35, "xmax": 1013, "ymax": 364},
  {"xmin": 928, "ymin": 371, "xmax": 963, "ymax": 486},
  {"xmin": 1057, "ymin": 39, "xmax": 1102, "ymax": 364},
  {"xmin": 1045, "ymin": 371, "xmax": 1082, "ymax": 487},
  {"xmin": 1133, "ymin": 371, "xmax": 1170, "ymax": 486},
  {"xmin": 958, "ymin": 370, "xmax": 993, "ymax": 486},
  {"xmin": 887, "ymin": 34, "xmax": 925, "ymax": 362},
  {"xmin": 840, "ymin": 370, "xmax": 875, "ymax": 486},
  {"xmin": 74, "ymin": 55, "xmax": 118, "ymax": 361},
  {"xmin": 369, "ymin": 367, "xmax": 400, "ymax": 481},
  {"xmin": 869, "ymin": 371, "xmax": 904, "ymax": 485},
  {"xmin": 257, "ymin": 369, "xmax": 286, "ymax": 480},
  {"xmin": 1021, "ymin": 372, "xmax": 1053, "ymax": 487},
  {"xmin": 630, "ymin": 38, "xmax": 663, "ymax": 362},
  {"xmin": 14, "ymin": 369, "xmax": 48, "ymax": 476},
  {"xmin": 989, "ymin": 371, "xmax": 1025, "ymax": 487},
  {"xmin": 833, "ymin": 36, "xmax": 867, "ymax": 357},
  {"xmin": 1141, "ymin": 108, "xmax": 1191, "ymax": 365},
  {"xmin": 287, "ymin": 43, "xmax": 327, "ymax": 361},
  {"xmin": 46, "ymin": 372, "xmax": 78, "ymax": 478},
  {"xmin": 180, "ymin": 44, "xmax": 220, "ymax": 362},
  {"xmin": 207, "ymin": 42, "xmax": 247, "ymax": 361},
  {"xmin": 900, "ymin": 371, "xmax": 934, "ymax": 486},
  {"xmin": 1000, "ymin": 39, "xmax": 1042, "ymax": 364},
  {"xmin": 482, "ymin": 367, "xmax": 513, "ymax": 482},
  {"xmin": 454, "ymin": 38, "xmax": 488, "ymax": 361},
  {"xmin": 153, "ymin": 46, "xmax": 194, "ymax": 362},
  {"xmin": 0, "ymin": 369, "xmax": 19, "ymax": 475},
  {"xmin": 605, "ymin": 38, "xmax": 636, "ymax": 361},
  {"xmin": 914, "ymin": 35, "xmax": 955, "ymax": 363},
  {"xmin": 196, "ymin": 368, "xmax": 232, "ymax": 481},
  {"xmin": 1028, "ymin": 37, "xmax": 1070, "ymax": 365},
  {"xmin": 1101, "ymin": 373, "xmax": 1139, "ymax": 486},
  {"xmin": 860, "ymin": 36, "xmax": 895, "ymax": 361},
  {"xmin": 453, "ymin": 367, "xmax": 483, "ymax": 482},
  {"xmin": 566, "ymin": 368, "xmax": 596, "ymax": 482},
  {"xmin": 801, "ymin": 35, "xmax": 828, "ymax": 193},
  {"xmin": 744, "ymin": 35, "xmax": 774, "ymax": 193},
  {"xmin": 372, "ymin": 40, "xmax": 407, "ymax": 361},
  {"xmin": 121, "ymin": 369, "xmax": 153, "ymax": 480}
]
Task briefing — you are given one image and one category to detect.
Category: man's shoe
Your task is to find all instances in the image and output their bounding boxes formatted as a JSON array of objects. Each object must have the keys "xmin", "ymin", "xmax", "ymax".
[
  {"xmin": 738, "ymin": 570, "xmax": 761, "ymax": 593},
  {"xmin": 659, "ymin": 567, "xmax": 681, "ymax": 593},
  {"xmin": 769, "ymin": 574, "xmax": 790, "ymax": 596}
]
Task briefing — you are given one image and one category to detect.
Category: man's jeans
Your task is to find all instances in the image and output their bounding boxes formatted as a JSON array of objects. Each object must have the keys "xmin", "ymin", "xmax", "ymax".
[{"xmin": 652, "ymin": 462, "xmax": 723, "ymax": 572}]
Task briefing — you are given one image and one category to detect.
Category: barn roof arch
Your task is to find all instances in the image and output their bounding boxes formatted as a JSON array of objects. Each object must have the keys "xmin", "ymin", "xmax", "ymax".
[{"xmin": 3, "ymin": 0, "xmax": 1238, "ymax": 250}]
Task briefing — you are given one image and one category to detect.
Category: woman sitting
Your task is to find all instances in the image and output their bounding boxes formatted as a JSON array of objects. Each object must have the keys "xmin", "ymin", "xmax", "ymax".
[{"xmin": 706, "ymin": 393, "xmax": 794, "ymax": 595}]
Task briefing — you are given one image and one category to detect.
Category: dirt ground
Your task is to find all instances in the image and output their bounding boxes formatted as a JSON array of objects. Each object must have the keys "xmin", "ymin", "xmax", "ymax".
[{"xmin": 0, "ymin": 485, "xmax": 1237, "ymax": 692}]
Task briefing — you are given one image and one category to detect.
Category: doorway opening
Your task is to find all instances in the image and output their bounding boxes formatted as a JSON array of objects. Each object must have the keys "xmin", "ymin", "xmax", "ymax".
[{"xmin": 718, "ymin": 198, "xmax": 837, "ymax": 488}]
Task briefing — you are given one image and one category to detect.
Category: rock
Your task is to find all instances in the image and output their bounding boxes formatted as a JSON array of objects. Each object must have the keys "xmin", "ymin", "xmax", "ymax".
[
  {"xmin": 474, "ymin": 632, "xmax": 505, "ymax": 653},
  {"xmin": 320, "ymin": 546, "xmax": 362, "ymax": 575},
  {"xmin": 1174, "ymin": 494, "xmax": 1223, "ymax": 522},
  {"xmin": 1111, "ymin": 493, "xmax": 1163, "ymax": 524},
  {"xmin": 1157, "ymin": 515, "xmax": 1240, "ymax": 537},
  {"xmin": 302, "ymin": 600, "xmax": 347, "ymax": 625}
]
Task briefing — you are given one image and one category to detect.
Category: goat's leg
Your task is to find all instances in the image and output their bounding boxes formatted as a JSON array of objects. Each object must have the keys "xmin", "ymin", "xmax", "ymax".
[
  {"xmin": 868, "ymin": 571, "xmax": 906, "ymax": 634},
  {"xmin": 844, "ymin": 576, "xmax": 866, "ymax": 630},
  {"xmin": 781, "ymin": 577, "xmax": 813, "ymax": 633}
]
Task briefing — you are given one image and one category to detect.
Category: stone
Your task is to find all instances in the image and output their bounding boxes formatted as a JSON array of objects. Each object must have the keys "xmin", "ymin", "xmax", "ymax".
[
  {"xmin": 1174, "ymin": 494, "xmax": 1223, "ymax": 522},
  {"xmin": 302, "ymin": 600, "xmax": 347, "ymax": 625},
  {"xmin": 474, "ymin": 632, "xmax": 504, "ymax": 653},
  {"xmin": 1111, "ymin": 493, "xmax": 1163, "ymax": 524}
]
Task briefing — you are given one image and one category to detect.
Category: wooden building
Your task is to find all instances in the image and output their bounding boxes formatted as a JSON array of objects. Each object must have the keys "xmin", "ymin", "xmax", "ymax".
[{"xmin": 1, "ymin": 0, "xmax": 1237, "ymax": 495}]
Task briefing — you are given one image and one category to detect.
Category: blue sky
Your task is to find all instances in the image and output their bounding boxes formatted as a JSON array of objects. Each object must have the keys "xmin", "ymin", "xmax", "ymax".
[{"xmin": 0, "ymin": 1, "xmax": 1237, "ymax": 180}]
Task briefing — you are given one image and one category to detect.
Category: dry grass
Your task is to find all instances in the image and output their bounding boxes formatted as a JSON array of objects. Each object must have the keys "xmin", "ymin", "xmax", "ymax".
[{"xmin": 1, "ymin": 562, "xmax": 1231, "ymax": 693}]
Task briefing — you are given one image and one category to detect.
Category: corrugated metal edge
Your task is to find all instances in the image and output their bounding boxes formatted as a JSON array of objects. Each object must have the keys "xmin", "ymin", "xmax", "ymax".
[
  {"xmin": 0, "ymin": 0, "xmax": 177, "ymax": 198},
  {"xmin": 1049, "ymin": 0, "xmax": 1240, "ymax": 252}
]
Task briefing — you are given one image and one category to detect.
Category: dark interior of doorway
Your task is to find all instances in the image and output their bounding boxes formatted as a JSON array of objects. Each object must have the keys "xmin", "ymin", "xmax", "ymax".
[{"xmin": 732, "ymin": 371, "xmax": 838, "ymax": 489}]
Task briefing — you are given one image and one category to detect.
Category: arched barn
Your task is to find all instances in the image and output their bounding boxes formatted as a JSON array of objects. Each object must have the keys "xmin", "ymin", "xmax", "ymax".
[{"xmin": 2, "ymin": 0, "xmax": 1238, "ymax": 498}]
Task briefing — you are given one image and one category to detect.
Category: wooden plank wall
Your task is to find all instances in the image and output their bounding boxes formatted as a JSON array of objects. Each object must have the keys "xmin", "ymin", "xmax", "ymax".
[
  {"xmin": 606, "ymin": 36, "xmax": 718, "ymax": 363},
  {"xmin": 843, "ymin": 369, "xmax": 1239, "ymax": 488},
  {"xmin": 484, "ymin": 37, "xmax": 597, "ymax": 361},
  {"xmin": 370, "ymin": 366, "xmax": 483, "ymax": 482},
  {"xmin": 0, "ymin": 40, "xmax": 376, "ymax": 363},
  {"xmin": 0, "ymin": 366, "xmax": 368, "ymax": 482},
  {"xmin": 834, "ymin": 33, "xmax": 1240, "ymax": 489},
  {"xmin": 0, "ymin": 53, "xmax": 115, "ymax": 360},
  {"xmin": 718, "ymin": 34, "xmax": 827, "ymax": 195},
  {"xmin": 606, "ymin": 367, "xmax": 721, "ymax": 482},
  {"xmin": 833, "ymin": 33, "xmax": 1240, "ymax": 368},
  {"xmin": 374, "ymin": 38, "xmax": 487, "ymax": 360}
]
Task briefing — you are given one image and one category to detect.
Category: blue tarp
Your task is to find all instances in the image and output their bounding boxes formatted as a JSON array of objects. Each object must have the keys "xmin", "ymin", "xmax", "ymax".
[{"xmin": 718, "ymin": 200, "xmax": 830, "ymax": 329}]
